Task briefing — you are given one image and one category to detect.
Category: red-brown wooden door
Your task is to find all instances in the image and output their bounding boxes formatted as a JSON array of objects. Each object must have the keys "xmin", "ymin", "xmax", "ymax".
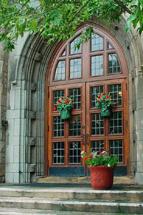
[
  {"xmin": 46, "ymin": 26, "xmax": 129, "ymax": 176},
  {"xmin": 48, "ymin": 83, "xmax": 86, "ymax": 176}
]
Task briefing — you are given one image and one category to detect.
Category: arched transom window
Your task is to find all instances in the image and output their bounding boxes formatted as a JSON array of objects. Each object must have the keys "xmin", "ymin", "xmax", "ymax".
[{"xmin": 52, "ymin": 30, "xmax": 123, "ymax": 84}]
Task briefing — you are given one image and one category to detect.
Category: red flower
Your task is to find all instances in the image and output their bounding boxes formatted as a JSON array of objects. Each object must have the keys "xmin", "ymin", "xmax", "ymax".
[
  {"xmin": 53, "ymin": 106, "xmax": 57, "ymax": 111},
  {"xmin": 57, "ymin": 99, "xmax": 61, "ymax": 103},
  {"xmin": 56, "ymin": 96, "xmax": 72, "ymax": 106}
]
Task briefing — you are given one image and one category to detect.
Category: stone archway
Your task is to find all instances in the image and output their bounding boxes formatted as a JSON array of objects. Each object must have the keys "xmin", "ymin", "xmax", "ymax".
[
  {"xmin": 5, "ymin": 34, "xmax": 58, "ymax": 183},
  {"xmin": 5, "ymin": 19, "xmax": 143, "ymax": 183}
]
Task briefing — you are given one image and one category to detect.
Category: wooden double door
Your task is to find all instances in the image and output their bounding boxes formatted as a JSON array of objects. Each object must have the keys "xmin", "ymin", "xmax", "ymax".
[{"xmin": 47, "ymin": 79, "xmax": 129, "ymax": 176}]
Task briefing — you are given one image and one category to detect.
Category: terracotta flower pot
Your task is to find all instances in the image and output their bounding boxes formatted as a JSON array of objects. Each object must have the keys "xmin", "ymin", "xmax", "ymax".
[{"xmin": 89, "ymin": 166, "xmax": 114, "ymax": 190}]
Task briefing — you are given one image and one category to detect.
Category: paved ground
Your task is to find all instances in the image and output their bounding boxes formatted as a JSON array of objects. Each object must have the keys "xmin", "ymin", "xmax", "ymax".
[
  {"xmin": 0, "ymin": 176, "xmax": 141, "ymax": 190},
  {"xmin": 0, "ymin": 183, "xmax": 142, "ymax": 191}
]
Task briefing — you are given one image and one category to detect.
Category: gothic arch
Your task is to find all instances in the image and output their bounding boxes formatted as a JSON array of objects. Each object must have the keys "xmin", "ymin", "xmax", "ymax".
[{"xmin": 5, "ymin": 20, "xmax": 143, "ymax": 183}]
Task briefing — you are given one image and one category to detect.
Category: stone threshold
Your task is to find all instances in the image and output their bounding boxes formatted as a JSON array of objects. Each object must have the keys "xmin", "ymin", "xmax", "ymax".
[{"xmin": 34, "ymin": 176, "xmax": 135, "ymax": 185}]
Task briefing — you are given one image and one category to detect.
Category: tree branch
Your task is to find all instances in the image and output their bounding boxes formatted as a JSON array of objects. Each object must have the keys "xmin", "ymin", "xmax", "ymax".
[
  {"xmin": 113, "ymin": 0, "xmax": 132, "ymax": 14},
  {"xmin": 69, "ymin": 0, "xmax": 89, "ymax": 22}
]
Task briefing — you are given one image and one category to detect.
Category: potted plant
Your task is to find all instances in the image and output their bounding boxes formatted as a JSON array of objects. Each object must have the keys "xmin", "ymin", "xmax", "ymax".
[
  {"xmin": 96, "ymin": 93, "xmax": 112, "ymax": 117},
  {"xmin": 81, "ymin": 150, "xmax": 118, "ymax": 189},
  {"xmin": 56, "ymin": 96, "xmax": 73, "ymax": 120}
]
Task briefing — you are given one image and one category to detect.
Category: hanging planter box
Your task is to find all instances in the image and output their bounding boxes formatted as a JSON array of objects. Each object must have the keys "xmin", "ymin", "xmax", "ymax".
[
  {"xmin": 57, "ymin": 96, "xmax": 73, "ymax": 120},
  {"xmin": 101, "ymin": 107, "xmax": 112, "ymax": 117},
  {"xmin": 58, "ymin": 107, "xmax": 72, "ymax": 120},
  {"xmin": 96, "ymin": 93, "xmax": 112, "ymax": 118}
]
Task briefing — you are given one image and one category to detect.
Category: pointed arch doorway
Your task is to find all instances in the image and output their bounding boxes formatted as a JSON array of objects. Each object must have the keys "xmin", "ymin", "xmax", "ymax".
[{"xmin": 45, "ymin": 26, "xmax": 129, "ymax": 177}]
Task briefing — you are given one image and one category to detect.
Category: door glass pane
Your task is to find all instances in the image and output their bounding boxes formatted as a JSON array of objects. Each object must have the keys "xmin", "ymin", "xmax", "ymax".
[
  {"xmin": 90, "ymin": 86, "xmax": 103, "ymax": 108},
  {"xmin": 69, "ymin": 141, "xmax": 81, "ymax": 164},
  {"xmin": 53, "ymin": 90, "xmax": 64, "ymax": 111},
  {"xmin": 70, "ymin": 36, "xmax": 81, "ymax": 55},
  {"xmin": 109, "ymin": 112, "xmax": 122, "ymax": 134},
  {"xmin": 53, "ymin": 142, "xmax": 64, "ymax": 164},
  {"xmin": 91, "ymin": 140, "xmax": 104, "ymax": 152},
  {"xmin": 91, "ymin": 113, "xmax": 104, "ymax": 135},
  {"xmin": 70, "ymin": 58, "xmax": 81, "ymax": 79},
  {"xmin": 54, "ymin": 60, "xmax": 65, "ymax": 81},
  {"xmin": 91, "ymin": 34, "xmax": 104, "ymax": 51},
  {"xmin": 69, "ymin": 88, "xmax": 81, "ymax": 109},
  {"xmin": 108, "ymin": 53, "xmax": 120, "ymax": 74},
  {"xmin": 108, "ymin": 84, "xmax": 122, "ymax": 106},
  {"xmin": 53, "ymin": 116, "xmax": 64, "ymax": 137},
  {"xmin": 109, "ymin": 140, "xmax": 123, "ymax": 163},
  {"xmin": 69, "ymin": 115, "xmax": 81, "ymax": 136},
  {"xmin": 91, "ymin": 55, "xmax": 103, "ymax": 76}
]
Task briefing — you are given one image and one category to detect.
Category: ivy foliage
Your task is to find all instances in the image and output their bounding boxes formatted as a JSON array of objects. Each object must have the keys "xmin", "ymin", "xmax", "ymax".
[{"xmin": 0, "ymin": 0, "xmax": 143, "ymax": 50}]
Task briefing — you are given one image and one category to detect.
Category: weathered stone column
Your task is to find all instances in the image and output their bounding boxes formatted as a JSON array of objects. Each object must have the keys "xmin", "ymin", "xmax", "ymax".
[
  {"xmin": 5, "ymin": 35, "xmax": 28, "ymax": 183},
  {"xmin": 135, "ymin": 68, "xmax": 143, "ymax": 184},
  {"xmin": 0, "ymin": 44, "xmax": 8, "ymax": 182},
  {"xmin": 6, "ymin": 82, "xmax": 26, "ymax": 183}
]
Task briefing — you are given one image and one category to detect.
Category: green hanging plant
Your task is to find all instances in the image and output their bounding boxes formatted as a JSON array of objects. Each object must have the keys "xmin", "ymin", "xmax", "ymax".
[
  {"xmin": 96, "ymin": 93, "xmax": 113, "ymax": 117},
  {"xmin": 56, "ymin": 96, "xmax": 73, "ymax": 120}
]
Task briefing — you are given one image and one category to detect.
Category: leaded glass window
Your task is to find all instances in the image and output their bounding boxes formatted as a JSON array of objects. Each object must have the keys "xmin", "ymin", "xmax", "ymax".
[
  {"xmin": 109, "ymin": 112, "xmax": 122, "ymax": 134},
  {"xmin": 91, "ymin": 55, "xmax": 103, "ymax": 76},
  {"xmin": 107, "ymin": 41, "xmax": 114, "ymax": 49},
  {"xmin": 108, "ymin": 53, "xmax": 120, "ymax": 74},
  {"xmin": 91, "ymin": 113, "xmax": 104, "ymax": 135},
  {"xmin": 108, "ymin": 84, "xmax": 122, "ymax": 106},
  {"xmin": 54, "ymin": 60, "xmax": 65, "ymax": 81},
  {"xmin": 70, "ymin": 58, "xmax": 81, "ymax": 79},
  {"xmin": 69, "ymin": 115, "xmax": 81, "ymax": 136},
  {"xmin": 90, "ymin": 86, "xmax": 103, "ymax": 108},
  {"xmin": 69, "ymin": 88, "xmax": 81, "ymax": 109},
  {"xmin": 70, "ymin": 37, "xmax": 81, "ymax": 55},
  {"xmin": 91, "ymin": 140, "xmax": 104, "ymax": 152},
  {"xmin": 53, "ymin": 142, "xmax": 64, "ymax": 164},
  {"xmin": 109, "ymin": 140, "xmax": 123, "ymax": 163},
  {"xmin": 61, "ymin": 49, "xmax": 66, "ymax": 56},
  {"xmin": 53, "ymin": 116, "xmax": 64, "ymax": 137},
  {"xmin": 53, "ymin": 90, "xmax": 64, "ymax": 105},
  {"xmin": 69, "ymin": 141, "xmax": 81, "ymax": 164},
  {"xmin": 91, "ymin": 34, "xmax": 104, "ymax": 51}
]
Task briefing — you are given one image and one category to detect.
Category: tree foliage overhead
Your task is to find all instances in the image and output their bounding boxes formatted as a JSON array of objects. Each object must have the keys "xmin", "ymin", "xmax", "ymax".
[{"xmin": 0, "ymin": 0, "xmax": 143, "ymax": 50}]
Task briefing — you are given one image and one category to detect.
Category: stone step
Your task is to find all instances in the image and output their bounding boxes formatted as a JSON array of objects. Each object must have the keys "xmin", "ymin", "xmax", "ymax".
[
  {"xmin": 0, "ymin": 197, "xmax": 142, "ymax": 214},
  {"xmin": 0, "ymin": 208, "xmax": 137, "ymax": 215},
  {"xmin": 0, "ymin": 187, "xmax": 142, "ymax": 203}
]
